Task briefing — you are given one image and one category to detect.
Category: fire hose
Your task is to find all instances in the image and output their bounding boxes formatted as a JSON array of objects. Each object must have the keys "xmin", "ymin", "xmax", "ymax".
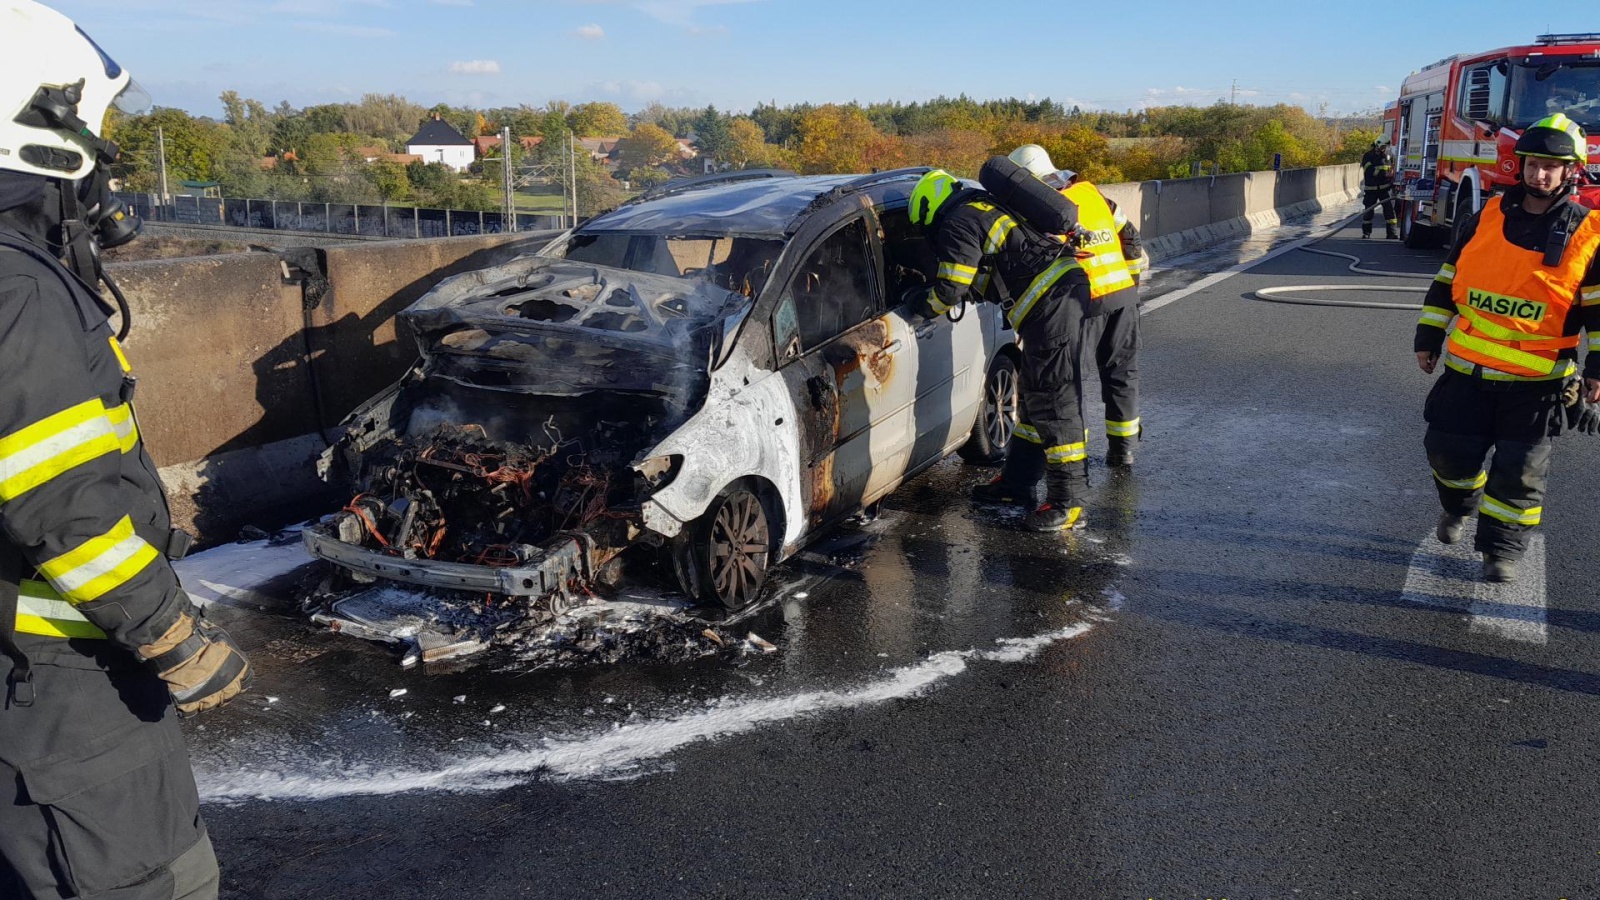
[{"xmin": 1250, "ymin": 203, "xmax": 1433, "ymax": 311}]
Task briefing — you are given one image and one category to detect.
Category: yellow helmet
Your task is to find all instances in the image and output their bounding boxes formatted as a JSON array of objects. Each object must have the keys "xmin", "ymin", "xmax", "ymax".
[
  {"xmin": 909, "ymin": 169, "xmax": 958, "ymax": 225},
  {"xmin": 1514, "ymin": 114, "xmax": 1588, "ymax": 166}
]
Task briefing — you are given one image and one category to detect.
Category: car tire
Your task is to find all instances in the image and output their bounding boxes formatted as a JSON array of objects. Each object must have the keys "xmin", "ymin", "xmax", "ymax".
[
  {"xmin": 958, "ymin": 353, "xmax": 1019, "ymax": 465},
  {"xmin": 1448, "ymin": 188, "xmax": 1475, "ymax": 252},
  {"xmin": 1402, "ymin": 216, "xmax": 1444, "ymax": 250},
  {"xmin": 676, "ymin": 483, "xmax": 773, "ymax": 610}
]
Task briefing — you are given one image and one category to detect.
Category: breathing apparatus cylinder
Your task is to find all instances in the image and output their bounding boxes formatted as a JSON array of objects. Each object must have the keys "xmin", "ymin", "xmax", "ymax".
[{"xmin": 977, "ymin": 155, "xmax": 1079, "ymax": 235}]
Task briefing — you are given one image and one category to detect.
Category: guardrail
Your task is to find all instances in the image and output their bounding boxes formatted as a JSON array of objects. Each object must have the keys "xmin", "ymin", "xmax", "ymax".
[{"xmin": 115, "ymin": 192, "xmax": 567, "ymax": 239}]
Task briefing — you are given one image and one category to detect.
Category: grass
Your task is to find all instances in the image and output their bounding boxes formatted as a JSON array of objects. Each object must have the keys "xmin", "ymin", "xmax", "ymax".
[{"xmin": 514, "ymin": 192, "xmax": 571, "ymax": 213}]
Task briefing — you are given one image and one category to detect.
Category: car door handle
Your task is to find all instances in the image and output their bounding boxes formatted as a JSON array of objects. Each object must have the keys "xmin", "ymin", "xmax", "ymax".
[{"xmin": 872, "ymin": 339, "xmax": 903, "ymax": 358}]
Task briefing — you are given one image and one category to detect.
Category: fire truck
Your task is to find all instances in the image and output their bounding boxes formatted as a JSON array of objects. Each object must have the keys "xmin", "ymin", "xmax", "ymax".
[{"xmin": 1385, "ymin": 33, "xmax": 1600, "ymax": 249}]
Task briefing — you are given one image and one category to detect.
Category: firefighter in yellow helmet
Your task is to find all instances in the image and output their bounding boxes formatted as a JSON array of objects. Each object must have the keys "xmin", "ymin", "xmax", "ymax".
[
  {"xmin": 1415, "ymin": 114, "xmax": 1600, "ymax": 582},
  {"xmin": 910, "ymin": 167, "xmax": 1091, "ymax": 530},
  {"xmin": 0, "ymin": 3, "xmax": 249, "ymax": 897},
  {"xmin": 1008, "ymin": 145, "xmax": 1147, "ymax": 468}
]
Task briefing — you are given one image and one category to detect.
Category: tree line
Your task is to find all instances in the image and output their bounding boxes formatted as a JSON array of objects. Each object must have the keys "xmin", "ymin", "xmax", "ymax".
[{"xmin": 105, "ymin": 91, "xmax": 1379, "ymax": 216}]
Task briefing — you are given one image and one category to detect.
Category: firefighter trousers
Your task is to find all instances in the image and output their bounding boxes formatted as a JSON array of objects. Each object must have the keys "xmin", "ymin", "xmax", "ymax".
[
  {"xmin": 1422, "ymin": 369, "xmax": 1563, "ymax": 561},
  {"xmin": 1362, "ymin": 188, "xmax": 1396, "ymax": 235},
  {"xmin": 1080, "ymin": 300, "xmax": 1140, "ymax": 450},
  {"xmin": 0, "ymin": 656, "xmax": 218, "ymax": 900},
  {"xmin": 1001, "ymin": 287, "xmax": 1089, "ymax": 505}
]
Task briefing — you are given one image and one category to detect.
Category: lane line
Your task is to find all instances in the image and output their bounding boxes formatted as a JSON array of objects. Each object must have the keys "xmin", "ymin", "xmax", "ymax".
[
  {"xmin": 1141, "ymin": 211, "xmax": 1361, "ymax": 316},
  {"xmin": 1399, "ymin": 517, "xmax": 1547, "ymax": 644}
]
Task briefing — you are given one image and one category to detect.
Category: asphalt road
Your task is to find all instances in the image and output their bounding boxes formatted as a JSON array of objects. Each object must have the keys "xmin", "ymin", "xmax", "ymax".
[{"xmin": 187, "ymin": 207, "xmax": 1600, "ymax": 898}]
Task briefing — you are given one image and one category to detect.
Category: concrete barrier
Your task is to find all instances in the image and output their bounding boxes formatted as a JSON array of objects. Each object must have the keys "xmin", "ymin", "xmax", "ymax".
[
  {"xmin": 110, "ymin": 164, "xmax": 1359, "ymax": 544},
  {"xmin": 1102, "ymin": 163, "xmax": 1360, "ymax": 261}
]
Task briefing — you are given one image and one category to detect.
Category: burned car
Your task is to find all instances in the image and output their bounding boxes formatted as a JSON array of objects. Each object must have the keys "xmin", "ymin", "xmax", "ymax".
[{"xmin": 303, "ymin": 168, "xmax": 1020, "ymax": 658}]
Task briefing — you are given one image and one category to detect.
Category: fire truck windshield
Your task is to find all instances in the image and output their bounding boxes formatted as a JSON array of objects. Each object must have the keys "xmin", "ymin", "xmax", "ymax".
[{"xmin": 1507, "ymin": 60, "xmax": 1600, "ymax": 130}]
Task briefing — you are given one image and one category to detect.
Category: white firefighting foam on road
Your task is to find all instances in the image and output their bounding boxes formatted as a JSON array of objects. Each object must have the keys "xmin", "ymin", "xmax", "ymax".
[{"xmin": 194, "ymin": 622, "xmax": 1096, "ymax": 803}]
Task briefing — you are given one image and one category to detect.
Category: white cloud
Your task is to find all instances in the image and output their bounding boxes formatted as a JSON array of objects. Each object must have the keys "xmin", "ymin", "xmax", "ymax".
[
  {"xmin": 448, "ymin": 59, "xmax": 502, "ymax": 75},
  {"xmin": 574, "ymin": 23, "xmax": 605, "ymax": 39}
]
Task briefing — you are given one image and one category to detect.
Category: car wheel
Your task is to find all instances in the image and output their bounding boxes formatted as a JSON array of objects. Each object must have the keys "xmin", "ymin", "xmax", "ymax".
[
  {"xmin": 679, "ymin": 484, "xmax": 772, "ymax": 610},
  {"xmin": 958, "ymin": 353, "xmax": 1019, "ymax": 465},
  {"xmin": 1448, "ymin": 188, "xmax": 1475, "ymax": 252},
  {"xmin": 1400, "ymin": 200, "xmax": 1445, "ymax": 250}
]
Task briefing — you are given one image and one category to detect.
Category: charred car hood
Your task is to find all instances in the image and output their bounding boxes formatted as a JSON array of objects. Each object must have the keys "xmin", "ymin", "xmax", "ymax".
[{"xmin": 401, "ymin": 258, "xmax": 749, "ymax": 402}]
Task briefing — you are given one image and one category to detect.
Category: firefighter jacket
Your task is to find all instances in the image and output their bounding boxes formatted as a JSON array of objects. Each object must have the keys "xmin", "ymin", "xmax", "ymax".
[
  {"xmin": 0, "ymin": 225, "xmax": 190, "ymax": 673},
  {"xmin": 1415, "ymin": 188, "xmax": 1600, "ymax": 384},
  {"xmin": 1056, "ymin": 180, "xmax": 1140, "ymax": 311},
  {"xmin": 924, "ymin": 187, "xmax": 1067, "ymax": 328},
  {"xmin": 1361, "ymin": 148, "xmax": 1393, "ymax": 191}
]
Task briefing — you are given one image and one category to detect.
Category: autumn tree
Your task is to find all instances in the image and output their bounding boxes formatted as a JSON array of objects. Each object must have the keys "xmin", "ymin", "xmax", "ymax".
[
  {"xmin": 567, "ymin": 102, "xmax": 628, "ymax": 137},
  {"xmin": 725, "ymin": 117, "xmax": 790, "ymax": 170},
  {"xmin": 616, "ymin": 123, "xmax": 682, "ymax": 171},
  {"xmin": 794, "ymin": 104, "xmax": 903, "ymax": 174}
]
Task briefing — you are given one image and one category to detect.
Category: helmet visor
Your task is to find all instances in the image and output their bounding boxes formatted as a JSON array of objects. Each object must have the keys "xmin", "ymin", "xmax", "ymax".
[{"xmin": 112, "ymin": 80, "xmax": 151, "ymax": 116}]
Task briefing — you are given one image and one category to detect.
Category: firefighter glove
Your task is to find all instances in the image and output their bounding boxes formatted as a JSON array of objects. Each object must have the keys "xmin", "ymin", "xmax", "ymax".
[
  {"xmin": 1566, "ymin": 399, "xmax": 1600, "ymax": 436},
  {"xmin": 141, "ymin": 611, "xmax": 251, "ymax": 717}
]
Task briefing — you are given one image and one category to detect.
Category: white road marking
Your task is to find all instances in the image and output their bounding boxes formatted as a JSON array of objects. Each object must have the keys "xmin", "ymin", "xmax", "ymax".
[
  {"xmin": 195, "ymin": 622, "xmax": 1102, "ymax": 803},
  {"xmin": 1141, "ymin": 209, "xmax": 1361, "ymax": 316},
  {"xmin": 1399, "ymin": 517, "xmax": 1547, "ymax": 644}
]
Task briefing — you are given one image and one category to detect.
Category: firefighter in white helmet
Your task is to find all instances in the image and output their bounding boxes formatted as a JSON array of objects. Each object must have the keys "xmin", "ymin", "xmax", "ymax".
[
  {"xmin": 1006, "ymin": 144, "xmax": 1147, "ymax": 468},
  {"xmin": 0, "ymin": 3, "xmax": 249, "ymax": 897}
]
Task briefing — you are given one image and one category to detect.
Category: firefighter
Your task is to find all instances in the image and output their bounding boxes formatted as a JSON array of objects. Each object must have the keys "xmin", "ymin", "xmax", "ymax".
[
  {"xmin": 1415, "ymin": 114, "xmax": 1600, "ymax": 583},
  {"xmin": 1361, "ymin": 139, "xmax": 1398, "ymax": 239},
  {"xmin": 1008, "ymin": 145, "xmax": 1146, "ymax": 468},
  {"xmin": 0, "ymin": 3, "xmax": 250, "ymax": 898},
  {"xmin": 909, "ymin": 168, "xmax": 1089, "ymax": 531}
]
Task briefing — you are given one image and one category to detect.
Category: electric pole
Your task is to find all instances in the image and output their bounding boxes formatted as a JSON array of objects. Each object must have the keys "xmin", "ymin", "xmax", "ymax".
[
  {"xmin": 568, "ymin": 131, "xmax": 578, "ymax": 228},
  {"xmin": 155, "ymin": 124, "xmax": 170, "ymax": 219},
  {"xmin": 499, "ymin": 125, "xmax": 516, "ymax": 233},
  {"xmin": 1231, "ymin": 79, "xmax": 1238, "ymax": 105}
]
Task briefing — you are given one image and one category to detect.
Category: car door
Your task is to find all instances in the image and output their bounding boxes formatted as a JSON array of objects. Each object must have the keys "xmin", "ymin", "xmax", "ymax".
[
  {"xmin": 874, "ymin": 204, "xmax": 987, "ymax": 468},
  {"xmin": 772, "ymin": 216, "xmax": 914, "ymax": 526}
]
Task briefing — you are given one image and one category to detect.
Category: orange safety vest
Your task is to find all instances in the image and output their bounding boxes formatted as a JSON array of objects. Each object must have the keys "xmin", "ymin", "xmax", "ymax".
[
  {"xmin": 1060, "ymin": 181, "xmax": 1136, "ymax": 300},
  {"xmin": 1447, "ymin": 198, "xmax": 1600, "ymax": 379}
]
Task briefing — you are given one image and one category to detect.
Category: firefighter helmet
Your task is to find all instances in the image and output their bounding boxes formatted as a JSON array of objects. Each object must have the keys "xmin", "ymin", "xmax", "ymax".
[
  {"xmin": 909, "ymin": 169, "xmax": 958, "ymax": 226},
  {"xmin": 1008, "ymin": 144, "xmax": 1056, "ymax": 180},
  {"xmin": 0, "ymin": 0, "xmax": 150, "ymax": 180},
  {"xmin": 1514, "ymin": 114, "xmax": 1588, "ymax": 166}
]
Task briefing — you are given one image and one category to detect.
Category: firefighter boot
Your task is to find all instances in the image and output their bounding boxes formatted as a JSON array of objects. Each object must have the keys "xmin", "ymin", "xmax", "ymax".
[
  {"xmin": 1025, "ymin": 467, "xmax": 1085, "ymax": 532},
  {"xmin": 1483, "ymin": 554, "xmax": 1517, "ymax": 583},
  {"xmin": 1436, "ymin": 512, "xmax": 1468, "ymax": 545},
  {"xmin": 972, "ymin": 437, "xmax": 1044, "ymax": 505},
  {"xmin": 1386, "ymin": 226, "xmax": 1399, "ymax": 240},
  {"xmin": 1106, "ymin": 437, "xmax": 1135, "ymax": 469}
]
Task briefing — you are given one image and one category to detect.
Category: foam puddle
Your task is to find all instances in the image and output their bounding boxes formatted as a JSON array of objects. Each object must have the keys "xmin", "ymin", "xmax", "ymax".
[{"xmin": 197, "ymin": 623, "xmax": 1096, "ymax": 803}]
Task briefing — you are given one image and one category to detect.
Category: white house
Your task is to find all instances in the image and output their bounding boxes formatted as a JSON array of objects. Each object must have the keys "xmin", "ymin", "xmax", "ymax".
[{"xmin": 406, "ymin": 115, "xmax": 475, "ymax": 173}]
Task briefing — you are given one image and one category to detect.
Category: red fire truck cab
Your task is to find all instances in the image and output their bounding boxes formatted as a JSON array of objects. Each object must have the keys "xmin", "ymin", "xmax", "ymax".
[{"xmin": 1387, "ymin": 33, "xmax": 1600, "ymax": 250}]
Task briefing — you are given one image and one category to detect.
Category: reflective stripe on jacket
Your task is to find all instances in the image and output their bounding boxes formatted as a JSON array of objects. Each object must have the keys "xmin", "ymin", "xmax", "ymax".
[
  {"xmin": 1060, "ymin": 181, "xmax": 1137, "ymax": 301},
  {"xmin": 0, "ymin": 228, "xmax": 188, "ymax": 660},
  {"xmin": 1447, "ymin": 199, "xmax": 1600, "ymax": 379}
]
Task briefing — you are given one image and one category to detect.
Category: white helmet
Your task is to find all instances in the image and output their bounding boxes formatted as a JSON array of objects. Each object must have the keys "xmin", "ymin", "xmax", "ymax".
[
  {"xmin": 0, "ymin": 0, "xmax": 149, "ymax": 180},
  {"xmin": 1008, "ymin": 144, "xmax": 1056, "ymax": 180}
]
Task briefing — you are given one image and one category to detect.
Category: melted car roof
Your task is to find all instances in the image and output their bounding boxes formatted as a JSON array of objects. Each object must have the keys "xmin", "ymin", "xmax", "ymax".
[{"xmin": 581, "ymin": 175, "xmax": 859, "ymax": 237}]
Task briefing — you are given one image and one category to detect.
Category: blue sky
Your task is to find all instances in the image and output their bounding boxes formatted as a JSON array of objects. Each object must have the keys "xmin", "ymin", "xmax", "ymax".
[{"xmin": 46, "ymin": 0, "xmax": 1600, "ymax": 119}]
